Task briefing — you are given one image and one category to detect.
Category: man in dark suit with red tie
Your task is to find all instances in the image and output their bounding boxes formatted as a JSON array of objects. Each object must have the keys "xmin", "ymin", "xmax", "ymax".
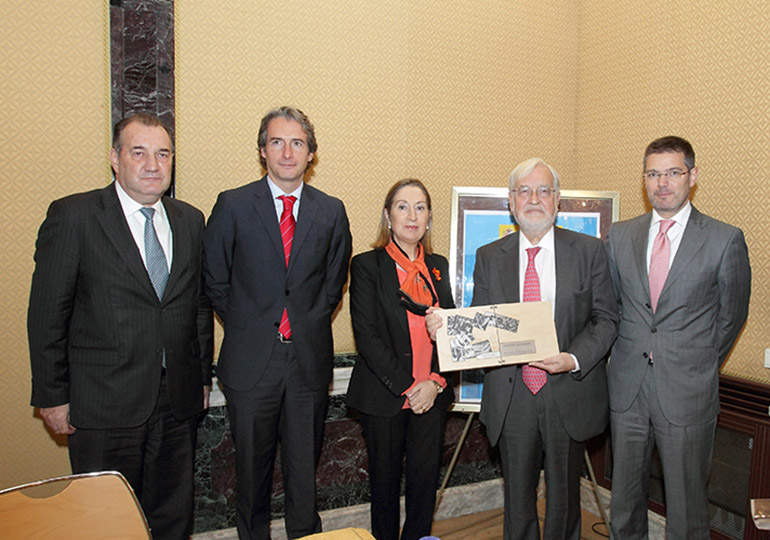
[
  {"xmin": 28, "ymin": 113, "xmax": 214, "ymax": 540},
  {"xmin": 203, "ymin": 107, "xmax": 352, "ymax": 540},
  {"xmin": 431, "ymin": 157, "xmax": 618, "ymax": 540}
]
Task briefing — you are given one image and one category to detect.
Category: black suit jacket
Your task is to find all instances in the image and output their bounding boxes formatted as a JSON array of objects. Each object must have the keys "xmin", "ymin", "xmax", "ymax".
[
  {"xmin": 28, "ymin": 184, "xmax": 214, "ymax": 428},
  {"xmin": 202, "ymin": 177, "xmax": 352, "ymax": 391},
  {"xmin": 346, "ymin": 248, "xmax": 455, "ymax": 417},
  {"xmin": 472, "ymin": 227, "xmax": 619, "ymax": 445}
]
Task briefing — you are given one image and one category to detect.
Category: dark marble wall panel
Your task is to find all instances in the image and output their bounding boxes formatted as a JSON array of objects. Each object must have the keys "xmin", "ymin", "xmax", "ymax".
[
  {"xmin": 110, "ymin": 0, "xmax": 175, "ymax": 193},
  {"xmin": 110, "ymin": 0, "xmax": 175, "ymax": 138}
]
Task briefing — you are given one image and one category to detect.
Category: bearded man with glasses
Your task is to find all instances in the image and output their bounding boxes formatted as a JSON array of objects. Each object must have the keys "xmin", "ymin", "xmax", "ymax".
[{"xmin": 428, "ymin": 157, "xmax": 619, "ymax": 540}]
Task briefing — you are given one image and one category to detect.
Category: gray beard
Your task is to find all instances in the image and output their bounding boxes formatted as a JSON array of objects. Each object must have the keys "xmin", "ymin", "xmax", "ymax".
[{"xmin": 514, "ymin": 210, "xmax": 556, "ymax": 239}]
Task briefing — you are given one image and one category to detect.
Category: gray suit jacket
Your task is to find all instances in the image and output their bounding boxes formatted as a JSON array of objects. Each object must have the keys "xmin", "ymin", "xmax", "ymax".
[
  {"xmin": 202, "ymin": 176, "xmax": 352, "ymax": 391},
  {"xmin": 606, "ymin": 206, "xmax": 751, "ymax": 426},
  {"xmin": 28, "ymin": 184, "xmax": 214, "ymax": 428},
  {"xmin": 472, "ymin": 227, "xmax": 619, "ymax": 446}
]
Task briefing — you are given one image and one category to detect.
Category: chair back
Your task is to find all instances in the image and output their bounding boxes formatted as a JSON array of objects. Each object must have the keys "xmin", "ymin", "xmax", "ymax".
[{"xmin": 0, "ymin": 471, "xmax": 151, "ymax": 539}]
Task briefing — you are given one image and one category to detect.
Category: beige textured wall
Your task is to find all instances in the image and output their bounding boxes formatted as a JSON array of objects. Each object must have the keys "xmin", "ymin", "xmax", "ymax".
[
  {"xmin": 176, "ymin": 0, "xmax": 580, "ymax": 354},
  {"xmin": 4, "ymin": 0, "xmax": 768, "ymax": 493},
  {"xmin": 576, "ymin": 0, "xmax": 770, "ymax": 382},
  {"xmin": 0, "ymin": 3, "xmax": 110, "ymax": 488}
]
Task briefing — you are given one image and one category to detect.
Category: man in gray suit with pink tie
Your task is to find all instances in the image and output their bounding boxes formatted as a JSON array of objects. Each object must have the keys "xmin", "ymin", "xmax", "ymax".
[{"xmin": 607, "ymin": 136, "xmax": 751, "ymax": 540}]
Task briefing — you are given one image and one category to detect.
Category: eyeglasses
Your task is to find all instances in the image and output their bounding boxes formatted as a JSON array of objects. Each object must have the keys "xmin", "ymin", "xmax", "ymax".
[
  {"xmin": 643, "ymin": 169, "xmax": 690, "ymax": 181},
  {"xmin": 513, "ymin": 186, "xmax": 556, "ymax": 199}
]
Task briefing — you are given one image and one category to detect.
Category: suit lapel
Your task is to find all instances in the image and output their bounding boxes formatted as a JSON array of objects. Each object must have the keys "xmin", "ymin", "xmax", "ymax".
[
  {"xmin": 553, "ymin": 228, "xmax": 574, "ymax": 334},
  {"xmin": 252, "ymin": 178, "xmax": 286, "ymax": 264},
  {"xmin": 290, "ymin": 184, "xmax": 317, "ymax": 274},
  {"xmin": 163, "ymin": 198, "xmax": 188, "ymax": 302},
  {"xmin": 424, "ymin": 253, "xmax": 445, "ymax": 306},
  {"xmin": 95, "ymin": 185, "xmax": 157, "ymax": 299},
  {"xmin": 496, "ymin": 234, "xmax": 520, "ymax": 303},
  {"xmin": 633, "ymin": 214, "xmax": 652, "ymax": 300},
  {"xmin": 379, "ymin": 249, "xmax": 410, "ymax": 340}
]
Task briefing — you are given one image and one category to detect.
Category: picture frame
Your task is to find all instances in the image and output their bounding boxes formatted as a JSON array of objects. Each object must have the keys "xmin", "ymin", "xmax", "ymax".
[{"xmin": 448, "ymin": 186, "xmax": 619, "ymax": 411}]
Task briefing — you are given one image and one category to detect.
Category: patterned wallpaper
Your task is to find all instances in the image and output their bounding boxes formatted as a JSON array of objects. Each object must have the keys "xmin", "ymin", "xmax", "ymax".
[
  {"xmin": 175, "ymin": 0, "xmax": 581, "ymax": 354},
  {"xmin": 0, "ymin": 3, "xmax": 110, "ymax": 488},
  {"xmin": 4, "ymin": 0, "xmax": 768, "ymax": 492},
  {"xmin": 576, "ymin": 0, "xmax": 770, "ymax": 382}
]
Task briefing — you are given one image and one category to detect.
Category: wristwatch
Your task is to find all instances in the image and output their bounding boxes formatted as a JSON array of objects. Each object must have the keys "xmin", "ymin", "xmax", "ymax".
[{"xmin": 432, "ymin": 380, "xmax": 444, "ymax": 394}]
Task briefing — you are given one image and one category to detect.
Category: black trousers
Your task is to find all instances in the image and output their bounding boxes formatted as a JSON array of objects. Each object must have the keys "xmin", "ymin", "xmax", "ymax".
[
  {"xmin": 360, "ymin": 405, "xmax": 447, "ymax": 540},
  {"xmin": 224, "ymin": 342, "xmax": 328, "ymax": 540},
  {"xmin": 68, "ymin": 376, "xmax": 197, "ymax": 540}
]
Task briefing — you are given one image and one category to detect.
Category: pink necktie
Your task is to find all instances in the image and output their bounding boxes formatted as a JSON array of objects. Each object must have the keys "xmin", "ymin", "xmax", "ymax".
[
  {"xmin": 521, "ymin": 247, "xmax": 547, "ymax": 394},
  {"xmin": 278, "ymin": 195, "xmax": 296, "ymax": 339},
  {"xmin": 649, "ymin": 219, "xmax": 674, "ymax": 313}
]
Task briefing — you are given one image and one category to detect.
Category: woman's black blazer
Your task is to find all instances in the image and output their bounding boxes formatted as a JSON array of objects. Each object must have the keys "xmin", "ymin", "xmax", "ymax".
[{"xmin": 346, "ymin": 248, "xmax": 455, "ymax": 417}]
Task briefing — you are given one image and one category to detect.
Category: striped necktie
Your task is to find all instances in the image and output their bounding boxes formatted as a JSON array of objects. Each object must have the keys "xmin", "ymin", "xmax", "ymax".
[
  {"xmin": 278, "ymin": 195, "xmax": 296, "ymax": 339},
  {"xmin": 521, "ymin": 246, "xmax": 547, "ymax": 394}
]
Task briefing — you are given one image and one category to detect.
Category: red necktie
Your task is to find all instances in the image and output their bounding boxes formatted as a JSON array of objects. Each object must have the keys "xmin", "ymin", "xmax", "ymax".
[
  {"xmin": 521, "ymin": 247, "xmax": 547, "ymax": 394},
  {"xmin": 278, "ymin": 195, "xmax": 296, "ymax": 339},
  {"xmin": 649, "ymin": 219, "xmax": 674, "ymax": 313}
]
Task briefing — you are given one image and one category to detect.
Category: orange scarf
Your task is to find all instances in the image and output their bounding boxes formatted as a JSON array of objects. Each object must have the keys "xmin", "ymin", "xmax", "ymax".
[{"xmin": 385, "ymin": 240, "xmax": 437, "ymax": 314}]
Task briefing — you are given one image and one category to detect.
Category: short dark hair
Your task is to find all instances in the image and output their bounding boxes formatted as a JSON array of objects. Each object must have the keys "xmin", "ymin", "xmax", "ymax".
[
  {"xmin": 644, "ymin": 136, "xmax": 695, "ymax": 170},
  {"xmin": 257, "ymin": 106, "xmax": 317, "ymax": 168},
  {"xmin": 112, "ymin": 113, "xmax": 173, "ymax": 153},
  {"xmin": 372, "ymin": 178, "xmax": 434, "ymax": 254}
]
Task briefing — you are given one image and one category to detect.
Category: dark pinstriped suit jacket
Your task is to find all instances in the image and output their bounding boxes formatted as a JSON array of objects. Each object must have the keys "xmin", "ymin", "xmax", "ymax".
[{"xmin": 28, "ymin": 184, "xmax": 214, "ymax": 428}]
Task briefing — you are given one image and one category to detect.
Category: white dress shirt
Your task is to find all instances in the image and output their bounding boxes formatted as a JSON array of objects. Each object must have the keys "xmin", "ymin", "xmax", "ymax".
[
  {"xmin": 114, "ymin": 181, "xmax": 173, "ymax": 270},
  {"xmin": 519, "ymin": 227, "xmax": 556, "ymax": 313},
  {"xmin": 646, "ymin": 202, "xmax": 691, "ymax": 272},
  {"xmin": 266, "ymin": 175, "xmax": 303, "ymax": 221},
  {"xmin": 519, "ymin": 227, "xmax": 580, "ymax": 371}
]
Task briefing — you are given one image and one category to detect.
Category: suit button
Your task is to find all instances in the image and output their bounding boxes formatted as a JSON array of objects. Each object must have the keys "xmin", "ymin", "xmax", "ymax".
[
  {"xmin": 651, "ymin": 327, "xmax": 657, "ymax": 333},
  {"xmin": 285, "ymin": 290, "xmax": 290, "ymax": 296},
  {"xmin": 508, "ymin": 377, "xmax": 513, "ymax": 383},
  {"xmin": 645, "ymin": 302, "xmax": 652, "ymax": 309},
  {"xmin": 642, "ymin": 352, "xmax": 648, "ymax": 358}
]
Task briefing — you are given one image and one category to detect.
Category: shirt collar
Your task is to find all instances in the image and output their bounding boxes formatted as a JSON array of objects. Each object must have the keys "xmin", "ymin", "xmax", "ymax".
[
  {"xmin": 114, "ymin": 180, "xmax": 166, "ymax": 218},
  {"xmin": 266, "ymin": 175, "xmax": 304, "ymax": 200},
  {"xmin": 519, "ymin": 226, "xmax": 555, "ymax": 253},
  {"xmin": 651, "ymin": 201, "xmax": 691, "ymax": 230}
]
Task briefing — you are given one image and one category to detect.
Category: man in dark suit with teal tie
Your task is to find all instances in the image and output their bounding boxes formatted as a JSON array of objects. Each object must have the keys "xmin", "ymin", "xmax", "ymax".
[
  {"xmin": 28, "ymin": 113, "xmax": 214, "ymax": 540},
  {"xmin": 203, "ymin": 107, "xmax": 352, "ymax": 539}
]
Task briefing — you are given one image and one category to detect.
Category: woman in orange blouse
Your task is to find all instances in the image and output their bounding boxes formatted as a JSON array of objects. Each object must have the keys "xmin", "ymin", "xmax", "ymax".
[{"xmin": 347, "ymin": 179, "xmax": 455, "ymax": 540}]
